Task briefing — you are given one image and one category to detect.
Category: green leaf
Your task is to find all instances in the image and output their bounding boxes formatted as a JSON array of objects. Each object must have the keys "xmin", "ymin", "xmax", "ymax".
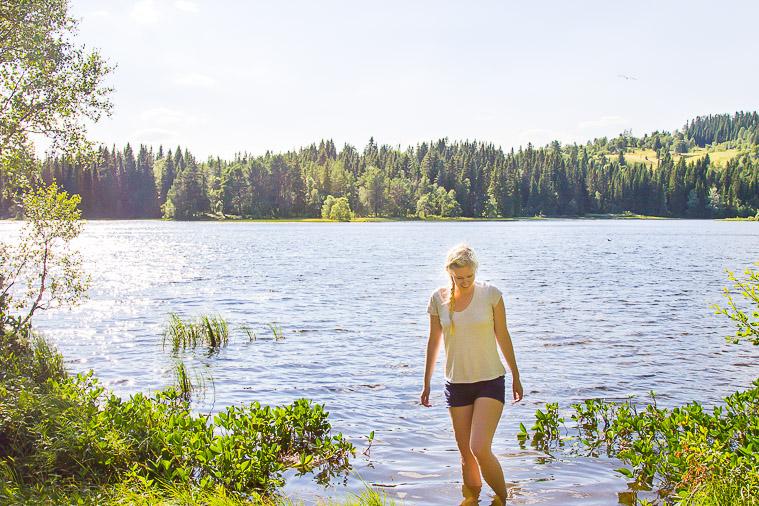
[{"xmin": 616, "ymin": 467, "xmax": 634, "ymax": 478}]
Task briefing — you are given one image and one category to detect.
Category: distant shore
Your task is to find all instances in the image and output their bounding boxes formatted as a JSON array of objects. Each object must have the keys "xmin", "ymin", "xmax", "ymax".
[
  {"xmin": 197, "ymin": 212, "xmax": 670, "ymax": 222},
  {"xmin": 3, "ymin": 213, "xmax": 758, "ymax": 223}
]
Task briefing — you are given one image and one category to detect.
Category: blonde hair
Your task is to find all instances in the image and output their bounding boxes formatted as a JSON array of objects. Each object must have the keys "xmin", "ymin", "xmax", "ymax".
[{"xmin": 444, "ymin": 243, "xmax": 478, "ymax": 335}]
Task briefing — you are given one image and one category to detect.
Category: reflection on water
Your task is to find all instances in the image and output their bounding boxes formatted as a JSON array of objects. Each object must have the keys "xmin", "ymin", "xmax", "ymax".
[{"xmin": 2, "ymin": 219, "xmax": 758, "ymax": 505}]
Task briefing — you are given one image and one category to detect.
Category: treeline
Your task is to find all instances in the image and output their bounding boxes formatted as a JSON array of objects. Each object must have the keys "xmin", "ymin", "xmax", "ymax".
[
  {"xmin": 684, "ymin": 111, "xmax": 759, "ymax": 147},
  {"xmin": 1, "ymin": 112, "xmax": 758, "ymax": 220}
]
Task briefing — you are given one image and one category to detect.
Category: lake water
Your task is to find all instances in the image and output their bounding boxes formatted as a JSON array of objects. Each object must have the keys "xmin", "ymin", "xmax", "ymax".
[{"xmin": 2, "ymin": 219, "xmax": 758, "ymax": 505}]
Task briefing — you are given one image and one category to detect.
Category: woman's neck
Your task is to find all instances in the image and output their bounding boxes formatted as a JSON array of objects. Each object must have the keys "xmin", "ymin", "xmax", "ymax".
[{"xmin": 454, "ymin": 284, "xmax": 475, "ymax": 298}]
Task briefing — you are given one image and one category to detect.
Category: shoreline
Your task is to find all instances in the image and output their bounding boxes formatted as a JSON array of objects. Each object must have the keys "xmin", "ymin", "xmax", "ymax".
[{"xmin": 1, "ymin": 213, "xmax": 757, "ymax": 223}]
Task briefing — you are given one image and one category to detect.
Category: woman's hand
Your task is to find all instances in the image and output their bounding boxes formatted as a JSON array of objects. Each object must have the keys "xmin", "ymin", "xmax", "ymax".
[
  {"xmin": 512, "ymin": 377, "xmax": 523, "ymax": 403},
  {"xmin": 420, "ymin": 385, "xmax": 431, "ymax": 407}
]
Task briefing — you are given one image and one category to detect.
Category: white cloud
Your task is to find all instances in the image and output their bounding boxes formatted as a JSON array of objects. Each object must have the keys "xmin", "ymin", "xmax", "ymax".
[
  {"xmin": 173, "ymin": 72, "xmax": 217, "ymax": 88},
  {"xmin": 577, "ymin": 115, "xmax": 626, "ymax": 130},
  {"xmin": 173, "ymin": 0, "xmax": 199, "ymax": 13},
  {"xmin": 139, "ymin": 107, "xmax": 200, "ymax": 127},
  {"xmin": 130, "ymin": 0, "xmax": 160, "ymax": 25},
  {"xmin": 130, "ymin": 127, "xmax": 180, "ymax": 145}
]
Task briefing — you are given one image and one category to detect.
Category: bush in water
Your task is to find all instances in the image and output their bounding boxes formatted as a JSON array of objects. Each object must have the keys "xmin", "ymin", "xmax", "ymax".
[
  {"xmin": 518, "ymin": 265, "xmax": 759, "ymax": 505},
  {"xmin": 0, "ymin": 332, "xmax": 355, "ymax": 502}
]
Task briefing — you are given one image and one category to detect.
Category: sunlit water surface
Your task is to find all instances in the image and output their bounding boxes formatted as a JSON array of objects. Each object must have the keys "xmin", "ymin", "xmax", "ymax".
[{"xmin": 2, "ymin": 219, "xmax": 758, "ymax": 505}]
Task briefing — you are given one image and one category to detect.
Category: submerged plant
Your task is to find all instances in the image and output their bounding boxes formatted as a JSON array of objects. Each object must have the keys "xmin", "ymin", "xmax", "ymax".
[
  {"xmin": 172, "ymin": 359, "xmax": 212, "ymax": 403},
  {"xmin": 240, "ymin": 324, "xmax": 257, "ymax": 342},
  {"xmin": 200, "ymin": 314, "xmax": 229, "ymax": 349},
  {"xmin": 267, "ymin": 323, "xmax": 285, "ymax": 340},
  {"xmin": 163, "ymin": 313, "xmax": 229, "ymax": 352}
]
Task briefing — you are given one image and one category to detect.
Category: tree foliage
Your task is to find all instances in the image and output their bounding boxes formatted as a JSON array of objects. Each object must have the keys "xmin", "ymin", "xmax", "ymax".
[
  {"xmin": 6, "ymin": 112, "xmax": 759, "ymax": 221},
  {"xmin": 0, "ymin": 0, "xmax": 113, "ymax": 190},
  {"xmin": 712, "ymin": 263, "xmax": 759, "ymax": 345},
  {"xmin": 0, "ymin": 183, "xmax": 89, "ymax": 339}
]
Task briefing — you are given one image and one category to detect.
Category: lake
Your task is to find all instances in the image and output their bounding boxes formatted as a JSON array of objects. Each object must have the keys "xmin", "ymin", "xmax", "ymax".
[{"xmin": 2, "ymin": 219, "xmax": 758, "ymax": 505}]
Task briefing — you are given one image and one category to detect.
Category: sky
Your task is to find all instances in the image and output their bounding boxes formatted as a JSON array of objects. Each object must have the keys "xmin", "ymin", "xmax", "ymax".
[{"xmin": 69, "ymin": 0, "xmax": 759, "ymax": 160}]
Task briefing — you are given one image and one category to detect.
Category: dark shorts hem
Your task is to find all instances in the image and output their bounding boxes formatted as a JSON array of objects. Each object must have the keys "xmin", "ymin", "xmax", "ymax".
[{"xmin": 444, "ymin": 375, "xmax": 506, "ymax": 408}]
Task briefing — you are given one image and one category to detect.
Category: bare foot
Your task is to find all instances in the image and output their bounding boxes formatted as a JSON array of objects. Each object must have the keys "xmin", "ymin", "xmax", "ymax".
[
  {"xmin": 490, "ymin": 494, "xmax": 507, "ymax": 506},
  {"xmin": 460, "ymin": 484, "xmax": 481, "ymax": 505}
]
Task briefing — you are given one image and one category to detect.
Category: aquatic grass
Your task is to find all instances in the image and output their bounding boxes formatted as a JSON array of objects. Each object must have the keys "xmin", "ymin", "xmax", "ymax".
[
  {"xmin": 163, "ymin": 313, "xmax": 229, "ymax": 352},
  {"xmin": 240, "ymin": 324, "xmax": 257, "ymax": 341},
  {"xmin": 200, "ymin": 314, "xmax": 229, "ymax": 349},
  {"xmin": 173, "ymin": 360, "xmax": 202, "ymax": 402},
  {"xmin": 678, "ymin": 474, "xmax": 759, "ymax": 506},
  {"xmin": 267, "ymin": 322, "xmax": 285, "ymax": 340},
  {"xmin": 174, "ymin": 360, "xmax": 193, "ymax": 401},
  {"xmin": 164, "ymin": 312, "xmax": 200, "ymax": 350}
]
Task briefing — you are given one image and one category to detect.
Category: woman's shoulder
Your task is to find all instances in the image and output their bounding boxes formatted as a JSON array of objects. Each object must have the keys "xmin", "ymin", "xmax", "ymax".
[
  {"xmin": 431, "ymin": 286, "xmax": 448, "ymax": 298},
  {"xmin": 476, "ymin": 280, "xmax": 500, "ymax": 290},
  {"xmin": 477, "ymin": 281, "xmax": 503, "ymax": 303},
  {"xmin": 430, "ymin": 286, "xmax": 451, "ymax": 303}
]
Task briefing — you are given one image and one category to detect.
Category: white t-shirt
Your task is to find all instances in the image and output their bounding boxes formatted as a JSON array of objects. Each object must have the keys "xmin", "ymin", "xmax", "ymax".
[{"xmin": 427, "ymin": 280, "xmax": 507, "ymax": 383}]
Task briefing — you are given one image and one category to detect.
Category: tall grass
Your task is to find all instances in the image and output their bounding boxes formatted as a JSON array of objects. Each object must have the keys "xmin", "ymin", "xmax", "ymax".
[
  {"xmin": 326, "ymin": 485, "xmax": 398, "ymax": 505},
  {"xmin": 1, "ymin": 478, "xmax": 399, "ymax": 505},
  {"xmin": 163, "ymin": 313, "xmax": 229, "ymax": 351},
  {"xmin": 267, "ymin": 322, "xmax": 285, "ymax": 340},
  {"xmin": 240, "ymin": 324, "xmax": 257, "ymax": 341},
  {"xmin": 172, "ymin": 359, "xmax": 212, "ymax": 402},
  {"xmin": 174, "ymin": 360, "xmax": 193, "ymax": 401},
  {"xmin": 678, "ymin": 474, "xmax": 759, "ymax": 505}
]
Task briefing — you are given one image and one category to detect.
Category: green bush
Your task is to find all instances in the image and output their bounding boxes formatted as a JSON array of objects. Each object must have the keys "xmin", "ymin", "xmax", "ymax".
[
  {"xmin": 520, "ymin": 384, "xmax": 759, "ymax": 503},
  {"xmin": 321, "ymin": 195, "xmax": 352, "ymax": 221},
  {"xmin": 0, "ymin": 334, "xmax": 355, "ymax": 502},
  {"xmin": 711, "ymin": 262, "xmax": 759, "ymax": 345},
  {"xmin": 519, "ymin": 264, "xmax": 759, "ymax": 504}
]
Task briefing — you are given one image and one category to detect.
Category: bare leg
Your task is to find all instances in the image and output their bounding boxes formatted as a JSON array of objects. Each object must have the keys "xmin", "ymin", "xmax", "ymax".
[
  {"xmin": 470, "ymin": 397, "xmax": 507, "ymax": 503},
  {"xmin": 449, "ymin": 404, "xmax": 482, "ymax": 503}
]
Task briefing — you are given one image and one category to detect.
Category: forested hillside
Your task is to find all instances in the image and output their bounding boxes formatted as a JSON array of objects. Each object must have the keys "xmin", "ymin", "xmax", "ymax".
[{"xmin": 2, "ymin": 112, "xmax": 757, "ymax": 220}]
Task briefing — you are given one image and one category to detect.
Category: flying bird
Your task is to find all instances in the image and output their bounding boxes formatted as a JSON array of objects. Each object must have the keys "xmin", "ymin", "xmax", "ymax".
[{"xmin": 617, "ymin": 74, "xmax": 638, "ymax": 81}]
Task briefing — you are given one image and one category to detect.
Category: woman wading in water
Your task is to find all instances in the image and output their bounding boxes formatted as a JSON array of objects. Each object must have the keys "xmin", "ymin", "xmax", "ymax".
[{"xmin": 421, "ymin": 244, "xmax": 523, "ymax": 505}]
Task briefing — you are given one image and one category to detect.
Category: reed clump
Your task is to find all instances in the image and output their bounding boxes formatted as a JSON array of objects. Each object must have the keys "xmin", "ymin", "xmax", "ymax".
[
  {"xmin": 174, "ymin": 359, "xmax": 211, "ymax": 402},
  {"xmin": 164, "ymin": 313, "xmax": 229, "ymax": 351},
  {"xmin": 267, "ymin": 322, "xmax": 285, "ymax": 340}
]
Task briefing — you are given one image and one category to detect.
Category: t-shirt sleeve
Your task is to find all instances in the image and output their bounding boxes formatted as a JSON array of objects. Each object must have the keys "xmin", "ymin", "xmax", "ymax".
[
  {"xmin": 427, "ymin": 291, "xmax": 439, "ymax": 316},
  {"xmin": 489, "ymin": 284, "xmax": 503, "ymax": 306}
]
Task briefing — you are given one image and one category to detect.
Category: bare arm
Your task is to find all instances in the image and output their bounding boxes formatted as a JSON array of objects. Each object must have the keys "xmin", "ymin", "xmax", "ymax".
[
  {"xmin": 421, "ymin": 314, "xmax": 443, "ymax": 406},
  {"xmin": 493, "ymin": 296, "xmax": 523, "ymax": 402}
]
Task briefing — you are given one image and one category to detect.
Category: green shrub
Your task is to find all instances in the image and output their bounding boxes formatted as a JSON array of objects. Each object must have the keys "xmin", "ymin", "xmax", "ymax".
[
  {"xmin": 711, "ymin": 263, "xmax": 759, "ymax": 345},
  {"xmin": 520, "ymin": 383, "xmax": 759, "ymax": 502},
  {"xmin": 520, "ymin": 264, "xmax": 759, "ymax": 503},
  {"xmin": 321, "ymin": 195, "xmax": 352, "ymax": 221},
  {"xmin": 0, "ymin": 334, "xmax": 355, "ymax": 501}
]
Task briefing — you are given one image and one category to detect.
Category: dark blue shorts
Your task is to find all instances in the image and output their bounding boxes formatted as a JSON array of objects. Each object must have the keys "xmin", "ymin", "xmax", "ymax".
[{"xmin": 445, "ymin": 375, "xmax": 506, "ymax": 408}]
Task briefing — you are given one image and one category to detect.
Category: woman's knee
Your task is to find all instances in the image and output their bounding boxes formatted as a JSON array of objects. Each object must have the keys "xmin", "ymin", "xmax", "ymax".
[
  {"xmin": 460, "ymin": 451, "xmax": 477, "ymax": 467},
  {"xmin": 470, "ymin": 439, "xmax": 492, "ymax": 461}
]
